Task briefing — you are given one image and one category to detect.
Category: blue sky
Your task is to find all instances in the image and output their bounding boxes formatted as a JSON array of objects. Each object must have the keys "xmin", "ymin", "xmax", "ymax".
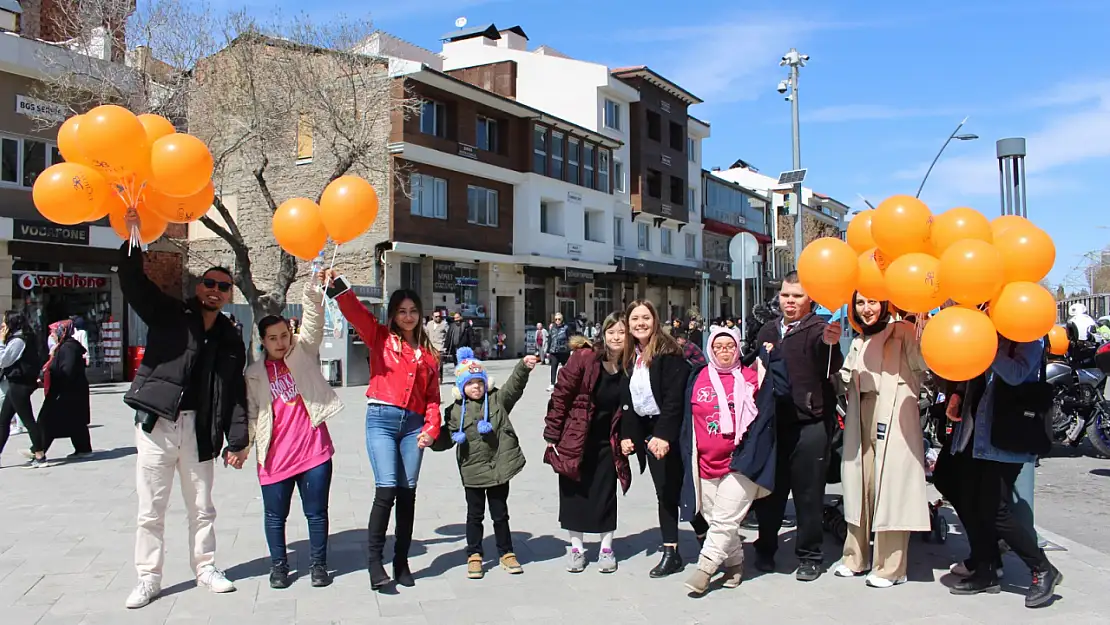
[{"xmin": 243, "ymin": 0, "xmax": 1109, "ymax": 291}]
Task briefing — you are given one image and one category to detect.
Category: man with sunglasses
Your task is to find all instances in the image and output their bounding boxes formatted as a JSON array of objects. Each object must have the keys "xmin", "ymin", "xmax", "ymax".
[{"xmin": 116, "ymin": 240, "xmax": 250, "ymax": 609}]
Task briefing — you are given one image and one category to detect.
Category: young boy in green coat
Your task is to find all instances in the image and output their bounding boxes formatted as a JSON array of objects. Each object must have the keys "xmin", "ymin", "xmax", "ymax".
[{"xmin": 433, "ymin": 347, "xmax": 539, "ymax": 579}]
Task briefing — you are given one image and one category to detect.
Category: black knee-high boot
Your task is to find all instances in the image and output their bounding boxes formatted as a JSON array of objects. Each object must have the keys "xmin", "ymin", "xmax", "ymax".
[
  {"xmin": 367, "ymin": 487, "xmax": 395, "ymax": 590},
  {"xmin": 393, "ymin": 488, "xmax": 417, "ymax": 587}
]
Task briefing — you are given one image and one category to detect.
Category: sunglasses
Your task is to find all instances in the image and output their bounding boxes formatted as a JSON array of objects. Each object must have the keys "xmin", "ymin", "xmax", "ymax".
[{"xmin": 201, "ymin": 278, "xmax": 233, "ymax": 292}]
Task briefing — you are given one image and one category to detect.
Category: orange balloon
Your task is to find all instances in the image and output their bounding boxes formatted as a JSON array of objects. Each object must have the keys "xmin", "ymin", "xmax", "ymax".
[
  {"xmin": 77, "ymin": 104, "xmax": 149, "ymax": 176},
  {"xmin": 873, "ymin": 248, "xmax": 892, "ymax": 272},
  {"xmin": 138, "ymin": 114, "xmax": 176, "ymax": 144},
  {"xmin": 1048, "ymin": 325, "xmax": 1068, "ymax": 356},
  {"xmin": 990, "ymin": 281, "xmax": 1056, "ymax": 343},
  {"xmin": 885, "ymin": 252, "xmax": 945, "ymax": 313},
  {"xmin": 796, "ymin": 237, "xmax": 859, "ymax": 310},
  {"xmin": 109, "ymin": 201, "xmax": 168, "ymax": 244},
  {"xmin": 145, "ymin": 182, "xmax": 213, "ymax": 223},
  {"xmin": 871, "ymin": 195, "xmax": 933, "ymax": 258},
  {"xmin": 921, "ymin": 307, "xmax": 999, "ymax": 381},
  {"xmin": 57, "ymin": 115, "xmax": 89, "ymax": 165},
  {"xmin": 273, "ymin": 198, "xmax": 328, "ymax": 260},
  {"xmin": 319, "ymin": 176, "xmax": 379, "ymax": 244},
  {"xmin": 938, "ymin": 239, "xmax": 1005, "ymax": 306},
  {"xmin": 846, "ymin": 210, "xmax": 876, "ymax": 253},
  {"xmin": 149, "ymin": 133, "xmax": 214, "ymax": 197},
  {"xmin": 931, "ymin": 207, "xmax": 992, "ymax": 256},
  {"xmin": 32, "ymin": 163, "xmax": 111, "ymax": 225},
  {"xmin": 857, "ymin": 248, "xmax": 889, "ymax": 301},
  {"xmin": 994, "ymin": 222, "xmax": 1056, "ymax": 283},
  {"xmin": 991, "ymin": 214, "xmax": 1029, "ymax": 239}
]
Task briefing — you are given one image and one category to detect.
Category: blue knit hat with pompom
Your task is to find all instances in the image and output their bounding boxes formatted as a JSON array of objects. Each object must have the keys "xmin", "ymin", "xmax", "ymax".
[{"xmin": 452, "ymin": 347, "xmax": 492, "ymax": 443}]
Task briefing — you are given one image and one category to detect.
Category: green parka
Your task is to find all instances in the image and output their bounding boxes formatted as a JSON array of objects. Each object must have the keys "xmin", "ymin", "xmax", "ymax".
[{"xmin": 432, "ymin": 359, "xmax": 533, "ymax": 488}]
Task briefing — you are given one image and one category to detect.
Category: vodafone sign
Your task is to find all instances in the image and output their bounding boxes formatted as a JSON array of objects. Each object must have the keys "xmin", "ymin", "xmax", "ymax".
[{"xmin": 18, "ymin": 273, "xmax": 108, "ymax": 290}]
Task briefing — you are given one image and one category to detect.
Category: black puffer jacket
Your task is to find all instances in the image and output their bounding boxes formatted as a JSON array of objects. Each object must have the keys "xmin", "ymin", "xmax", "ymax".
[{"xmin": 118, "ymin": 244, "xmax": 248, "ymax": 461}]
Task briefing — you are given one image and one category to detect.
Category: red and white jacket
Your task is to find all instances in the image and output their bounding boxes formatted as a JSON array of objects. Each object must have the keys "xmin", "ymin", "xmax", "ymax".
[{"xmin": 335, "ymin": 290, "xmax": 441, "ymax": 440}]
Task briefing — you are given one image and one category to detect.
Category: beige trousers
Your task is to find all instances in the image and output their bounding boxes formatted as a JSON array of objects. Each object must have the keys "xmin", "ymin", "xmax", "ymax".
[
  {"xmin": 842, "ymin": 394, "xmax": 909, "ymax": 580},
  {"xmin": 134, "ymin": 410, "xmax": 218, "ymax": 584},
  {"xmin": 697, "ymin": 471, "xmax": 760, "ymax": 572}
]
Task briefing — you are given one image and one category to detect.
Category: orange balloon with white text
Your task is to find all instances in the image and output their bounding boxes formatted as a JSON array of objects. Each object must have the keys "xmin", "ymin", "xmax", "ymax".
[{"xmin": 871, "ymin": 195, "xmax": 933, "ymax": 258}]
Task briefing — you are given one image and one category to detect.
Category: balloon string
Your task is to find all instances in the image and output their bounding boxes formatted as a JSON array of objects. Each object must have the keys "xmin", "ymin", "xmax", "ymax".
[{"xmin": 321, "ymin": 242, "xmax": 341, "ymax": 306}]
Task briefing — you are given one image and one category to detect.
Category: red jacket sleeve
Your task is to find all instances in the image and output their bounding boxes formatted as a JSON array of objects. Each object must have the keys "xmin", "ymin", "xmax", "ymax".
[
  {"xmin": 421, "ymin": 357, "xmax": 442, "ymax": 439},
  {"xmin": 336, "ymin": 290, "xmax": 386, "ymax": 348},
  {"xmin": 544, "ymin": 348, "xmax": 588, "ymax": 443}
]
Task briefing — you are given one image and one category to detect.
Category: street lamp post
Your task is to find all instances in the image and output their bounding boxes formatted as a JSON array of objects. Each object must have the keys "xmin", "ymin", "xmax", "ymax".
[
  {"xmin": 779, "ymin": 48, "xmax": 809, "ymax": 264},
  {"xmin": 916, "ymin": 116, "xmax": 979, "ymax": 198}
]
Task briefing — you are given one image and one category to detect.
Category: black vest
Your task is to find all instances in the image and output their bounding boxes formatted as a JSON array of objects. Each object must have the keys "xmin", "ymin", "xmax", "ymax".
[{"xmin": 3, "ymin": 335, "xmax": 41, "ymax": 386}]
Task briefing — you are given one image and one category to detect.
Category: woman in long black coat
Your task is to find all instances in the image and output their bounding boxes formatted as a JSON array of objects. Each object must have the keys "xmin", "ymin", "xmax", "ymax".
[{"xmin": 39, "ymin": 320, "xmax": 92, "ymax": 458}]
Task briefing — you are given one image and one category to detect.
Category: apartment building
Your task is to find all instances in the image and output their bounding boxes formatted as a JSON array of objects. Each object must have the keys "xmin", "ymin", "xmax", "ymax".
[{"xmin": 702, "ymin": 170, "xmax": 772, "ymax": 316}]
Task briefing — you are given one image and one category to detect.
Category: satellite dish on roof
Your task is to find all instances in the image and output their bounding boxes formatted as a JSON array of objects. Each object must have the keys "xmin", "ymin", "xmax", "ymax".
[{"xmin": 455, "ymin": 17, "xmax": 468, "ymax": 28}]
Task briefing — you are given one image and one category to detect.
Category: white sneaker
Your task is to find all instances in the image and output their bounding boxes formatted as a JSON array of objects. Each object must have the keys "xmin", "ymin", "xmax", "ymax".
[
  {"xmin": 865, "ymin": 573, "xmax": 906, "ymax": 588},
  {"xmin": 125, "ymin": 580, "xmax": 161, "ymax": 609},
  {"xmin": 196, "ymin": 565, "xmax": 236, "ymax": 593},
  {"xmin": 833, "ymin": 563, "xmax": 866, "ymax": 578},
  {"xmin": 546, "ymin": 385, "xmax": 554, "ymax": 392}
]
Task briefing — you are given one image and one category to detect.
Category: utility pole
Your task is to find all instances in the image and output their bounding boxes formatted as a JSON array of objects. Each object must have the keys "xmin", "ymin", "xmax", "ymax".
[{"xmin": 779, "ymin": 49, "xmax": 809, "ymax": 264}]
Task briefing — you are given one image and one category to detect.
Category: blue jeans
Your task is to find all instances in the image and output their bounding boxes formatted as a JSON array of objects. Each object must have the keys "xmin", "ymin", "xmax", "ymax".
[
  {"xmin": 365, "ymin": 404, "xmax": 425, "ymax": 488},
  {"xmin": 260, "ymin": 460, "xmax": 333, "ymax": 567},
  {"xmin": 1011, "ymin": 461, "xmax": 1044, "ymax": 546}
]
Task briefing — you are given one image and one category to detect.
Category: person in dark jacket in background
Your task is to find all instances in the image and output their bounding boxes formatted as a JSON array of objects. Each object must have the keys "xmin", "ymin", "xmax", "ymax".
[
  {"xmin": 38, "ymin": 319, "xmax": 92, "ymax": 459},
  {"xmin": 751, "ymin": 271, "xmax": 843, "ymax": 582},
  {"xmin": 0, "ymin": 311, "xmax": 45, "ymax": 466},
  {"xmin": 546, "ymin": 313, "xmax": 572, "ymax": 391},
  {"xmin": 117, "ymin": 238, "xmax": 250, "ymax": 610},
  {"xmin": 686, "ymin": 319, "xmax": 704, "ymax": 350}
]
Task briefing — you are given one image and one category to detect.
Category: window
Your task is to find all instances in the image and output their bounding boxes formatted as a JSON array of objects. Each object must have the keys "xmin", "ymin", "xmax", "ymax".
[
  {"xmin": 670, "ymin": 175, "xmax": 685, "ymax": 205},
  {"xmin": 661, "ymin": 228, "xmax": 673, "ymax": 256},
  {"xmin": 604, "ymin": 99, "xmax": 621, "ymax": 130},
  {"xmin": 1, "ymin": 135, "xmax": 60, "ymax": 188},
  {"xmin": 551, "ymin": 131, "xmax": 564, "ymax": 181},
  {"xmin": 476, "ymin": 116, "xmax": 498, "ymax": 152},
  {"xmin": 532, "ymin": 124, "xmax": 547, "ymax": 174},
  {"xmin": 540, "ymin": 201, "xmax": 564, "ymax": 236},
  {"xmin": 296, "ymin": 113, "xmax": 313, "ymax": 163},
  {"xmin": 420, "ymin": 99, "xmax": 446, "ymax": 137},
  {"xmin": 646, "ymin": 168, "xmax": 662, "ymax": 199},
  {"xmin": 613, "ymin": 216, "xmax": 624, "ymax": 248},
  {"xmin": 410, "ymin": 173, "xmax": 447, "ymax": 219},
  {"xmin": 637, "ymin": 222, "xmax": 651, "ymax": 251},
  {"xmin": 567, "ymin": 139, "xmax": 580, "ymax": 185},
  {"xmin": 467, "ymin": 185, "xmax": 499, "ymax": 226},
  {"xmin": 688, "ymin": 187, "xmax": 696, "ymax": 212},
  {"xmin": 685, "ymin": 232, "xmax": 697, "ymax": 259},
  {"xmin": 401, "ymin": 261, "xmax": 422, "ymax": 292},
  {"xmin": 687, "ymin": 137, "xmax": 696, "ymax": 162},
  {"xmin": 669, "ymin": 121, "xmax": 684, "ymax": 151},
  {"xmin": 646, "ymin": 110, "xmax": 662, "ymax": 141},
  {"xmin": 583, "ymin": 143, "xmax": 595, "ymax": 189},
  {"xmin": 584, "ymin": 210, "xmax": 603, "ymax": 243},
  {"xmin": 613, "ymin": 159, "xmax": 625, "ymax": 193},
  {"xmin": 597, "ymin": 149, "xmax": 610, "ymax": 192}
]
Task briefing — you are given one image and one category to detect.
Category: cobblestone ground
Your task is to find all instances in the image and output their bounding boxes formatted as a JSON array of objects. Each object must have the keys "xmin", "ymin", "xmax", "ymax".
[{"xmin": 1, "ymin": 360, "xmax": 1108, "ymax": 624}]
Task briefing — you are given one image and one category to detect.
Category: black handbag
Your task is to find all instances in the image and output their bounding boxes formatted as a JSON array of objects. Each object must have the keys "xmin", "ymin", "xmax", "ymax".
[{"xmin": 990, "ymin": 340, "xmax": 1053, "ymax": 456}]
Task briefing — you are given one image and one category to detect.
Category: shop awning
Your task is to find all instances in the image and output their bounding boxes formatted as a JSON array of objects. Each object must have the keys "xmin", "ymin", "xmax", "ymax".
[
  {"xmin": 390, "ymin": 242, "xmax": 517, "ymax": 265},
  {"xmin": 615, "ymin": 256, "xmax": 701, "ymax": 280}
]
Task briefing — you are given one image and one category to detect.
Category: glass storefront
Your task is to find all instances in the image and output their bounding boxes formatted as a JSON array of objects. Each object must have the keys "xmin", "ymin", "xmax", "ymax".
[
  {"xmin": 556, "ymin": 281, "xmax": 578, "ymax": 321},
  {"xmin": 593, "ymin": 284, "xmax": 614, "ymax": 323},
  {"xmin": 524, "ymin": 275, "xmax": 546, "ymax": 326}
]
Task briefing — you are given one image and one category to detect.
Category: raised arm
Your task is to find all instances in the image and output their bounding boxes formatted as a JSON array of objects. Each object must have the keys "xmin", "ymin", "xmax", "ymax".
[
  {"xmin": 496, "ymin": 358, "xmax": 534, "ymax": 415},
  {"xmin": 116, "ymin": 242, "xmax": 182, "ymax": 325},
  {"xmin": 297, "ymin": 275, "xmax": 327, "ymax": 353},
  {"xmin": 332, "ymin": 285, "xmax": 386, "ymax": 350}
]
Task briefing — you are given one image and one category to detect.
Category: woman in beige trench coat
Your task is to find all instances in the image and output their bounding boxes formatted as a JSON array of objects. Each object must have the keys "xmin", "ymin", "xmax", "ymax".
[{"xmin": 829, "ymin": 293, "xmax": 930, "ymax": 588}]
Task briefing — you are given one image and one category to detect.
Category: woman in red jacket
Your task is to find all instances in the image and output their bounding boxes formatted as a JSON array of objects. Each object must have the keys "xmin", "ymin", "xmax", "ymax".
[{"xmin": 327, "ymin": 271, "xmax": 441, "ymax": 591}]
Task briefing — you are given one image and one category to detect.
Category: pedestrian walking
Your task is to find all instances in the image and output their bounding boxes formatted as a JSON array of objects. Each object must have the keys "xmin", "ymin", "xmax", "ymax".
[
  {"xmin": 118, "ymin": 239, "xmax": 249, "ymax": 609},
  {"xmin": 546, "ymin": 313, "xmax": 571, "ymax": 392},
  {"xmin": 328, "ymin": 271, "xmax": 441, "ymax": 591},
  {"xmin": 246, "ymin": 271, "xmax": 344, "ymax": 590},
  {"xmin": 544, "ymin": 312, "xmax": 633, "ymax": 573},
  {"xmin": 534, "ymin": 323, "xmax": 548, "ymax": 362},
  {"xmin": 37, "ymin": 319, "xmax": 93, "ymax": 460},
  {"xmin": 0, "ymin": 312, "xmax": 46, "ymax": 467},
  {"xmin": 425, "ymin": 310, "xmax": 448, "ymax": 379},
  {"xmin": 432, "ymin": 348, "xmax": 539, "ymax": 578}
]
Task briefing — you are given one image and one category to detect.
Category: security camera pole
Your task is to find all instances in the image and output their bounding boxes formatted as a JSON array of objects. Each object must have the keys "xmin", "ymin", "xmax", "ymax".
[{"xmin": 780, "ymin": 49, "xmax": 809, "ymax": 264}]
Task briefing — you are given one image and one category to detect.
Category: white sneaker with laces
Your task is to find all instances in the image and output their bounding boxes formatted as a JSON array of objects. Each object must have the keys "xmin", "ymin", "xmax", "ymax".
[
  {"xmin": 832, "ymin": 563, "xmax": 866, "ymax": 578},
  {"xmin": 125, "ymin": 580, "xmax": 161, "ymax": 609},
  {"xmin": 865, "ymin": 573, "xmax": 906, "ymax": 588},
  {"xmin": 196, "ymin": 565, "xmax": 236, "ymax": 593}
]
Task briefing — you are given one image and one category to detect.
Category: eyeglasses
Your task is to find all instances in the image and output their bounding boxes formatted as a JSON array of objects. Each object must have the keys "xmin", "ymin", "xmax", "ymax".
[
  {"xmin": 201, "ymin": 278, "xmax": 233, "ymax": 292},
  {"xmin": 711, "ymin": 343, "xmax": 737, "ymax": 352}
]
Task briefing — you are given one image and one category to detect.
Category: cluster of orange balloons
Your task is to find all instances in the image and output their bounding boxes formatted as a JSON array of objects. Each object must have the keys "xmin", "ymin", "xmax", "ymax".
[
  {"xmin": 271, "ymin": 176, "xmax": 380, "ymax": 260},
  {"xmin": 33, "ymin": 106, "xmax": 214, "ymax": 244},
  {"xmin": 799, "ymin": 194, "xmax": 1058, "ymax": 381}
]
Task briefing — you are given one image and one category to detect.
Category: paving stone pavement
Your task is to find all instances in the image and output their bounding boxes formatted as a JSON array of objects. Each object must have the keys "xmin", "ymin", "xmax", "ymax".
[{"xmin": 2, "ymin": 359, "xmax": 1109, "ymax": 625}]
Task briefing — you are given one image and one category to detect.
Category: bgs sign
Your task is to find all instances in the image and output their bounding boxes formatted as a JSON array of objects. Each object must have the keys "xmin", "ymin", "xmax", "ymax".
[
  {"xmin": 15, "ymin": 95, "xmax": 67, "ymax": 122},
  {"xmin": 13, "ymin": 220, "xmax": 90, "ymax": 245}
]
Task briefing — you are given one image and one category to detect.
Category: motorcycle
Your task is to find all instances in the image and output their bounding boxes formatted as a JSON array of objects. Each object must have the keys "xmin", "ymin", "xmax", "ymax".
[{"xmin": 1048, "ymin": 328, "xmax": 1110, "ymax": 458}]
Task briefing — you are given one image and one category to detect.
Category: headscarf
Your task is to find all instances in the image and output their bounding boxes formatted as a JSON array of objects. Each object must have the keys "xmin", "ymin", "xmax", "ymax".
[
  {"xmin": 705, "ymin": 326, "xmax": 758, "ymax": 446},
  {"xmin": 850, "ymin": 292, "xmax": 891, "ymax": 336},
  {"xmin": 42, "ymin": 320, "xmax": 75, "ymax": 395}
]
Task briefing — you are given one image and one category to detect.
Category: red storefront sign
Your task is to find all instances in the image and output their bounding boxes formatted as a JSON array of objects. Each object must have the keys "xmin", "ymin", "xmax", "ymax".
[{"xmin": 20, "ymin": 273, "xmax": 108, "ymax": 290}]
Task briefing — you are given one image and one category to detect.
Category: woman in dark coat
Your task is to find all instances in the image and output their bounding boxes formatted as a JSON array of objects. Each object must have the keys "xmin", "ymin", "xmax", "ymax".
[
  {"xmin": 38, "ymin": 320, "xmax": 92, "ymax": 458},
  {"xmin": 544, "ymin": 312, "xmax": 632, "ymax": 574}
]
